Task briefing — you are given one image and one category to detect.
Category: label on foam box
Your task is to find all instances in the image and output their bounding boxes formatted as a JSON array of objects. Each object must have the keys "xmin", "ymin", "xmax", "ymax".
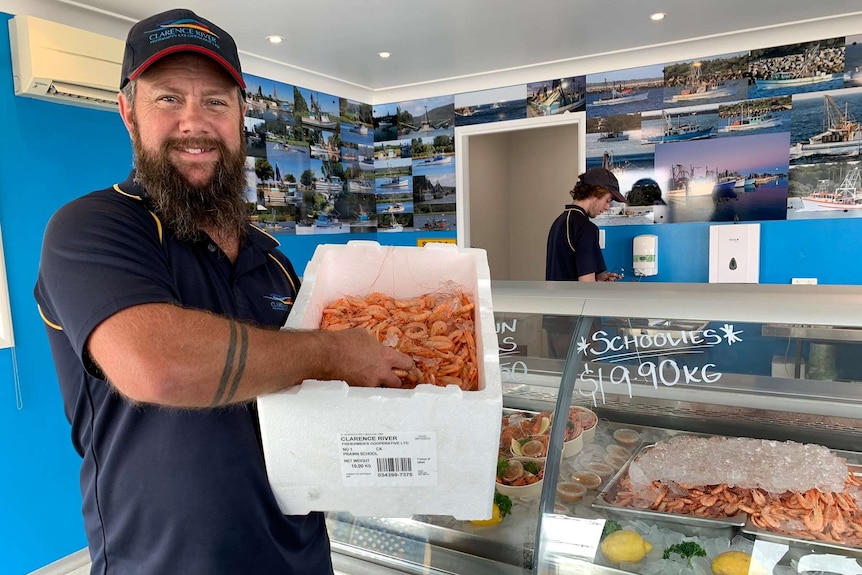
[{"xmin": 339, "ymin": 432, "xmax": 438, "ymax": 487}]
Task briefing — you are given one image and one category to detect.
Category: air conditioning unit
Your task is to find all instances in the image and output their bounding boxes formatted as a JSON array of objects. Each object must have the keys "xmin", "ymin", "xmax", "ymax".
[{"xmin": 9, "ymin": 14, "xmax": 123, "ymax": 111}]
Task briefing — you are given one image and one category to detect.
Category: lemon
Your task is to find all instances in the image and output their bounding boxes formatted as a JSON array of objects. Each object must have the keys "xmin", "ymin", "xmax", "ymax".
[
  {"xmin": 537, "ymin": 416, "xmax": 551, "ymax": 435},
  {"xmin": 600, "ymin": 530, "xmax": 653, "ymax": 563},
  {"xmin": 711, "ymin": 551, "xmax": 767, "ymax": 575},
  {"xmin": 510, "ymin": 438, "xmax": 523, "ymax": 456},
  {"xmin": 469, "ymin": 503, "xmax": 502, "ymax": 527}
]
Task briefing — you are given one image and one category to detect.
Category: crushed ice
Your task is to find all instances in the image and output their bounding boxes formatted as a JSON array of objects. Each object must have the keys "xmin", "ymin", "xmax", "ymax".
[{"xmin": 627, "ymin": 435, "xmax": 848, "ymax": 494}]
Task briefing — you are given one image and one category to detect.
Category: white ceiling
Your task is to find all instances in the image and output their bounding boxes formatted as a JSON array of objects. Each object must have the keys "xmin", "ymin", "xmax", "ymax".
[{"xmin": 5, "ymin": 0, "xmax": 862, "ymax": 101}]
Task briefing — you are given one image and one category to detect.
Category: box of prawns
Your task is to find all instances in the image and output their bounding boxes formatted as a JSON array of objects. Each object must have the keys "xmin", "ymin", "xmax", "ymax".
[{"xmin": 257, "ymin": 241, "xmax": 502, "ymax": 519}]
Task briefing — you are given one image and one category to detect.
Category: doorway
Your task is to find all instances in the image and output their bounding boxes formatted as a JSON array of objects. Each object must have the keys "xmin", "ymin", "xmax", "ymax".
[{"xmin": 455, "ymin": 113, "xmax": 585, "ymax": 280}]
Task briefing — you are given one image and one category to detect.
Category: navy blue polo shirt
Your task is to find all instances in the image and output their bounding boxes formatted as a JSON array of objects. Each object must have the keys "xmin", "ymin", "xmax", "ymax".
[
  {"xmin": 34, "ymin": 173, "xmax": 333, "ymax": 575},
  {"xmin": 545, "ymin": 205, "xmax": 606, "ymax": 281}
]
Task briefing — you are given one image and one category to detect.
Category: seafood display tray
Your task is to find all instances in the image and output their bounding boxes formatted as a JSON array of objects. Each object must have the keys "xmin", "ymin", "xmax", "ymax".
[
  {"xmin": 740, "ymin": 462, "xmax": 862, "ymax": 557},
  {"xmin": 591, "ymin": 442, "xmax": 747, "ymax": 538},
  {"xmin": 593, "ymin": 445, "xmax": 862, "ymax": 553},
  {"xmin": 740, "ymin": 520, "xmax": 862, "ymax": 558}
]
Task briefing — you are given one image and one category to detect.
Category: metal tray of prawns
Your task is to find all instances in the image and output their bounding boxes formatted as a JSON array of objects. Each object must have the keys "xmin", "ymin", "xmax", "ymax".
[
  {"xmin": 740, "ymin": 461, "xmax": 862, "ymax": 557},
  {"xmin": 591, "ymin": 442, "xmax": 748, "ymax": 535}
]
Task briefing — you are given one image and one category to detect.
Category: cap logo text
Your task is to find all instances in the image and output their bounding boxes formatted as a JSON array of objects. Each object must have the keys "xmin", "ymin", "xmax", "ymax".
[{"xmin": 146, "ymin": 19, "xmax": 220, "ymax": 49}]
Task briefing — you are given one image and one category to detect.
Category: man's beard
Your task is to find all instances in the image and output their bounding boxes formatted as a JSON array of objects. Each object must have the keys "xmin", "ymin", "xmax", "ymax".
[{"xmin": 132, "ymin": 128, "xmax": 249, "ymax": 242}]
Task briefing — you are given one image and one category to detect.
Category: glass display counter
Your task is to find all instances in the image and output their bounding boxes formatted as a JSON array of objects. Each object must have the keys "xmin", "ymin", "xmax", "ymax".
[{"xmin": 326, "ymin": 281, "xmax": 862, "ymax": 575}]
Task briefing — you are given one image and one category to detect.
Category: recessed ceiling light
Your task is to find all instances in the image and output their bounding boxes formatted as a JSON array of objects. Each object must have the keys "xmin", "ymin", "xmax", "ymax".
[
  {"xmin": 378, "ymin": 51, "xmax": 391, "ymax": 59},
  {"xmin": 650, "ymin": 12, "xmax": 666, "ymax": 21},
  {"xmin": 266, "ymin": 35, "xmax": 284, "ymax": 44}
]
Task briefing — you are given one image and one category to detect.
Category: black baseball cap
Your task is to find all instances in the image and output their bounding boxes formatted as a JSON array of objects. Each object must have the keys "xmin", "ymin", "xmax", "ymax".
[
  {"xmin": 579, "ymin": 167, "xmax": 626, "ymax": 203},
  {"xmin": 120, "ymin": 9, "xmax": 246, "ymax": 92}
]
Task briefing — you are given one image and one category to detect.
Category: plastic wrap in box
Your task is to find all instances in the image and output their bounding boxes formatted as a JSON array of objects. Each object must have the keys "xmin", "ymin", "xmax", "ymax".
[{"xmin": 258, "ymin": 241, "xmax": 502, "ymax": 519}]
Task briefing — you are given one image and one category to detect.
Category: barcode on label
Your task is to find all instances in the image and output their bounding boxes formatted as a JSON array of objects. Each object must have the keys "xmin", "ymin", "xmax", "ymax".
[{"xmin": 376, "ymin": 457, "xmax": 412, "ymax": 473}]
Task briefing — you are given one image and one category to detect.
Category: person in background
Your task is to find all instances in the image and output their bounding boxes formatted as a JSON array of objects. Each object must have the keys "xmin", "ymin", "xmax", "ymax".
[
  {"xmin": 546, "ymin": 167, "xmax": 626, "ymax": 282},
  {"xmin": 33, "ymin": 9, "xmax": 412, "ymax": 575},
  {"xmin": 544, "ymin": 167, "xmax": 626, "ymax": 357}
]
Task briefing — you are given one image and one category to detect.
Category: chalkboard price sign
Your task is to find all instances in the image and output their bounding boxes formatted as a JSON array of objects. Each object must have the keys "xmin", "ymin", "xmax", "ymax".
[{"xmin": 575, "ymin": 323, "xmax": 744, "ymax": 405}]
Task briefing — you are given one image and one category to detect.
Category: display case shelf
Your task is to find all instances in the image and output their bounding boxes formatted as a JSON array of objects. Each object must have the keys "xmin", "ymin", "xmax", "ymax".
[
  {"xmin": 762, "ymin": 324, "xmax": 862, "ymax": 343},
  {"xmin": 328, "ymin": 282, "xmax": 862, "ymax": 575}
]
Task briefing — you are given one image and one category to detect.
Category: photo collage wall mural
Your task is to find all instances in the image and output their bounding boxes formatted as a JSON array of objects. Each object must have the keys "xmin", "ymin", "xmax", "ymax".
[
  {"xmin": 373, "ymin": 96, "xmax": 456, "ymax": 233},
  {"xmin": 242, "ymin": 76, "xmax": 376, "ymax": 235},
  {"xmin": 584, "ymin": 35, "xmax": 861, "ymax": 227},
  {"xmin": 241, "ymin": 32, "xmax": 862, "ymax": 237}
]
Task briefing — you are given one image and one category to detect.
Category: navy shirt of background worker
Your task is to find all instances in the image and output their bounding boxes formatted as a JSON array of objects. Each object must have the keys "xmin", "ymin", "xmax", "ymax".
[
  {"xmin": 544, "ymin": 168, "xmax": 626, "ymax": 357},
  {"xmin": 545, "ymin": 167, "xmax": 626, "ymax": 281}
]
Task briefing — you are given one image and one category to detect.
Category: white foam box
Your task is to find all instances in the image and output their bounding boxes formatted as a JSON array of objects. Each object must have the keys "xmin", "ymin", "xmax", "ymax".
[{"xmin": 257, "ymin": 241, "xmax": 502, "ymax": 519}]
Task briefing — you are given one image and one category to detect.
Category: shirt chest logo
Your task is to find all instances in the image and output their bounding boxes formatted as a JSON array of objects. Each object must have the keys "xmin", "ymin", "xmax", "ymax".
[{"xmin": 264, "ymin": 293, "xmax": 293, "ymax": 311}]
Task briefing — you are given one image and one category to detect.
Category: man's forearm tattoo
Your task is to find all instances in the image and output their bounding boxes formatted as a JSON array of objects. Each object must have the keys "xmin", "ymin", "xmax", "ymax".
[
  {"xmin": 224, "ymin": 323, "xmax": 248, "ymax": 404},
  {"xmin": 211, "ymin": 320, "xmax": 249, "ymax": 406}
]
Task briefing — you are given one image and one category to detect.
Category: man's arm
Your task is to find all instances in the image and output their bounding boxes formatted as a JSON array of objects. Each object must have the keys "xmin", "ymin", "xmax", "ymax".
[{"xmin": 87, "ymin": 303, "xmax": 414, "ymax": 408}]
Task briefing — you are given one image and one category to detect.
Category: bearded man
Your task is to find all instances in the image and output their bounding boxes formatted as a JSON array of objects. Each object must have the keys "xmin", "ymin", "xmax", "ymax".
[{"xmin": 33, "ymin": 9, "xmax": 411, "ymax": 575}]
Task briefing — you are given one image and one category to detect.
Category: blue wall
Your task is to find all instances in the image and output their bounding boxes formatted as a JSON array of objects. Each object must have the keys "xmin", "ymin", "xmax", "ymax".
[
  {"xmin": 601, "ymin": 219, "xmax": 862, "ymax": 284},
  {"xmin": 0, "ymin": 14, "xmax": 131, "ymax": 572},
  {"xmin": 280, "ymin": 230, "xmax": 456, "ymax": 277},
  {"xmin": 0, "ymin": 10, "xmax": 855, "ymax": 574}
]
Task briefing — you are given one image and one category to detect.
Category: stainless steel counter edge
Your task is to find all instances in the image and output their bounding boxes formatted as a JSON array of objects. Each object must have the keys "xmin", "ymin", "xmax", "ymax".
[{"xmin": 490, "ymin": 281, "xmax": 862, "ymax": 327}]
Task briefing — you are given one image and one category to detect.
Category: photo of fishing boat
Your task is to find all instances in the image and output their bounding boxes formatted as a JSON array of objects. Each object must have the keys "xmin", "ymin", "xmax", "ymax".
[
  {"xmin": 599, "ymin": 130, "xmax": 629, "ymax": 142},
  {"xmin": 644, "ymin": 111, "xmax": 713, "ymax": 144},
  {"xmin": 295, "ymin": 211, "xmax": 349, "ymax": 235},
  {"xmin": 309, "ymin": 138, "xmax": 340, "ymax": 160},
  {"xmin": 300, "ymin": 91, "xmax": 339, "ymax": 130},
  {"xmin": 800, "ymin": 167, "xmax": 862, "ymax": 210},
  {"xmin": 418, "ymin": 154, "xmax": 453, "ymax": 166},
  {"xmin": 374, "ymin": 193, "xmax": 413, "ymax": 214},
  {"xmin": 723, "ymin": 109, "xmax": 782, "ymax": 132},
  {"xmin": 667, "ymin": 165, "xmax": 730, "ymax": 199},
  {"xmin": 415, "ymin": 215, "xmax": 453, "ymax": 231},
  {"xmin": 787, "ymin": 160, "xmax": 862, "ymax": 219},
  {"xmin": 586, "ymin": 114, "xmax": 638, "ymax": 146},
  {"xmin": 338, "ymin": 98, "xmax": 373, "ymax": 147},
  {"xmin": 586, "ymin": 65, "xmax": 664, "ymax": 117},
  {"xmin": 790, "ymin": 90, "xmax": 862, "ymax": 160},
  {"xmin": 346, "ymin": 178, "xmax": 372, "ymax": 193},
  {"xmin": 714, "ymin": 174, "xmax": 744, "ymax": 192},
  {"xmin": 314, "ymin": 176, "xmax": 344, "ymax": 193},
  {"xmin": 656, "ymin": 132, "xmax": 790, "ymax": 223},
  {"xmin": 378, "ymin": 174, "xmax": 408, "ymax": 189},
  {"xmin": 454, "ymin": 85, "xmax": 527, "ymax": 126},
  {"xmin": 718, "ymin": 99, "xmax": 788, "ymax": 133},
  {"xmin": 527, "ymin": 76, "xmax": 586, "ymax": 117},
  {"xmin": 596, "ymin": 117, "xmax": 630, "ymax": 142},
  {"xmin": 749, "ymin": 38, "xmax": 845, "ymax": 98},
  {"xmin": 244, "ymin": 79, "xmax": 295, "ymax": 128},
  {"xmin": 379, "ymin": 223, "xmax": 404, "ymax": 233},
  {"xmin": 592, "ymin": 81, "xmax": 648, "ymax": 107},
  {"xmin": 663, "ymin": 52, "xmax": 748, "ymax": 108},
  {"xmin": 665, "ymin": 62, "xmax": 735, "ymax": 103},
  {"xmin": 757, "ymin": 70, "xmax": 836, "ymax": 90},
  {"xmin": 397, "ymin": 97, "xmax": 455, "ymax": 137}
]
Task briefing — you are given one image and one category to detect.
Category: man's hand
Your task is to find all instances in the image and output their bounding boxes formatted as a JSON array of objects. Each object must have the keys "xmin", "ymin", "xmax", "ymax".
[
  {"xmin": 598, "ymin": 271, "xmax": 622, "ymax": 282},
  {"xmin": 329, "ymin": 329, "xmax": 414, "ymax": 388}
]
